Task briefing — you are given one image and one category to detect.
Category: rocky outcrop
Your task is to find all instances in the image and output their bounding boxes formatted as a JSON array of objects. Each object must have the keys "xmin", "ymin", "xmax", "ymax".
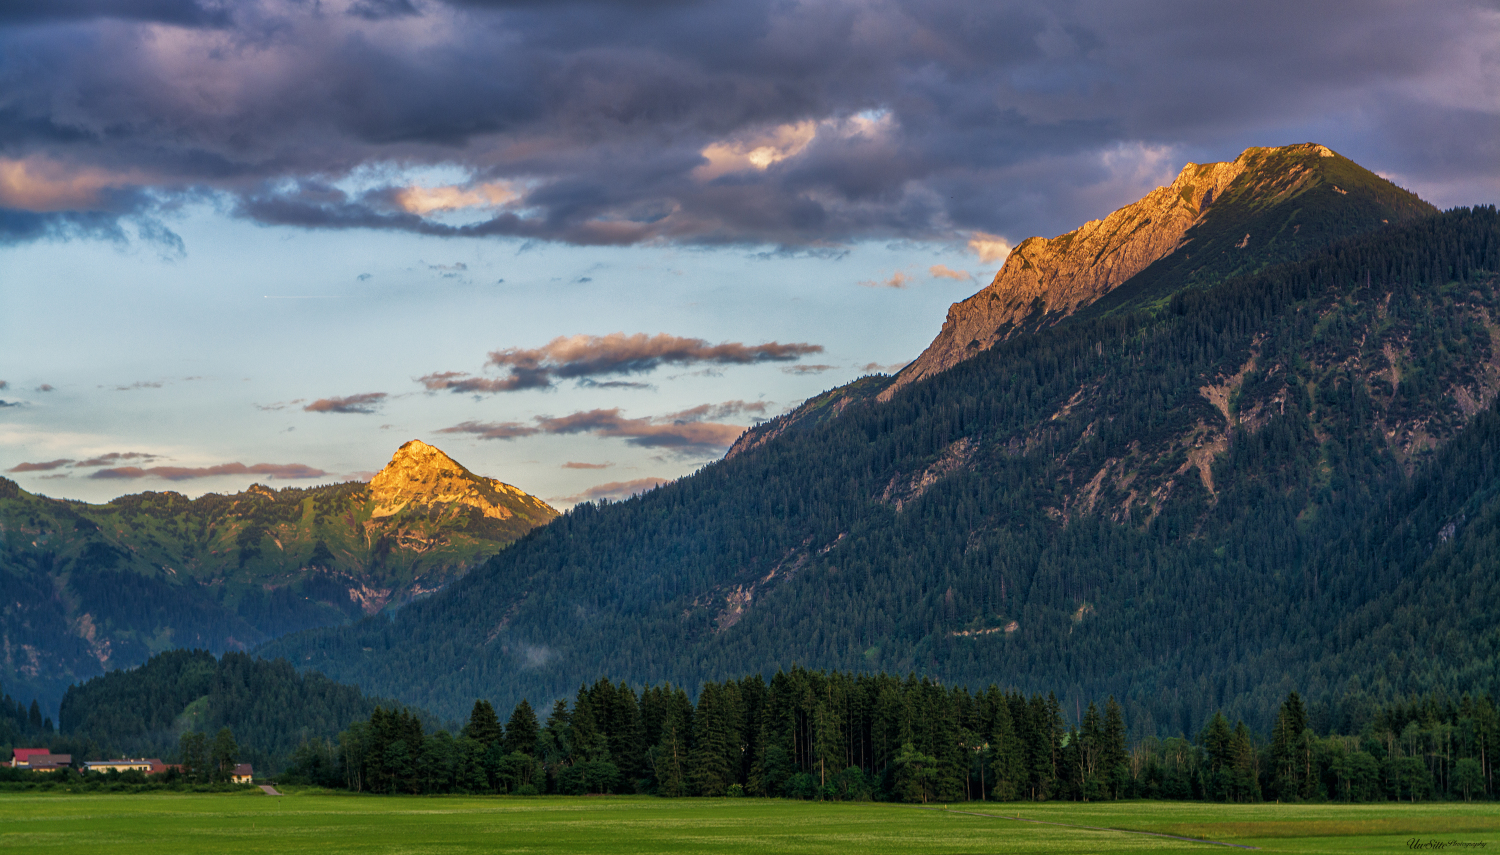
[
  {"xmin": 369, "ymin": 440, "xmax": 557, "ymax": 524},
  {"xmin": 881, "ymin": 144, "xmax": 1344, "ymax": 400}
]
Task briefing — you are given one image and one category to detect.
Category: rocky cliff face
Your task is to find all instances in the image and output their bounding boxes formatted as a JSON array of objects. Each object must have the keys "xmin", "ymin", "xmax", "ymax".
[
  {"xmin": 369, "ymin": 440, "xmax": 555, "ymax": 523},
  {"xmin": 882, "ymin": 143, "xmax": 1431, "ymax": 400}
]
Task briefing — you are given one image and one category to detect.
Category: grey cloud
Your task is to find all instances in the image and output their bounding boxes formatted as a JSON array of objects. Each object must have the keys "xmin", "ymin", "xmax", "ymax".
[
  {"xmin": 74, "ymin": 451, "xmax": 162, "ymax": 467},
  {"xmin": 556, "ymin": 476, "xmax": 672, "ymax": 505},
  {"xmin": 0, "ymin": 0, "xmax": 231, "ymax": 27},
  {"xmin": 90, "ymin": 462, "xmax": 328, "ymax": 481},
  {"xmin": 421, "ymin": 333, "xmax": 821, "ymax": 393},
  {"xmin": 440, "ymin": 400, "xmax": 753, "ymax": 452},
  {"xmin": 7, "ymin": 459, "xmax": 74, "ymax": 473},
  {"xmin": 0, "ymin": 0, "xmax": 1494, "ymax": 250},
  {"xmin": 348, "ymin": 0, "xmax": 421, "ymax": 21},
  {"xmin": 304, "ymin": 392, "xmax": 388, "ymax": 414}
]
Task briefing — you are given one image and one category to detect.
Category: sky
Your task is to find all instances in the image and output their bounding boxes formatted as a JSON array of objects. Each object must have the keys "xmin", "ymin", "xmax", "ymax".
[{"xmin": 2, "ymin": 0, "xmax": 1498, "ymax": 508}]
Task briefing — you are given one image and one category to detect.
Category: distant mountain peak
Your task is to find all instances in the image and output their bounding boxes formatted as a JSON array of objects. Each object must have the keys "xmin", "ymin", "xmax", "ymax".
[
  {"xmin": 369, "ymin": 440, "xmax": 555, "ymax": 522},
  {"xmin": 881, "ymin": 143, "xmax": 1434, "ymax": 400}
]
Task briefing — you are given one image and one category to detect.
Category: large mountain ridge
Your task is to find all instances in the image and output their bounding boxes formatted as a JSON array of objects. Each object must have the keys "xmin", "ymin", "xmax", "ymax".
[
  {"xmin": 0, "ymin": 441, "xmax": 556, "ymax": 708},
  {"xmin": 259, "ymin": 164, "xmax": 1500, "ymax": 731}
]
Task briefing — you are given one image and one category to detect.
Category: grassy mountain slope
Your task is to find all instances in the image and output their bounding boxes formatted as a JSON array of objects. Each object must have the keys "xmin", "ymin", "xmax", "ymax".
[
  {"xmin": 0, "ymin": 441, "xmax": 556, "ymax": 710},
  {"xmin": 264, "ymin": 207, "xmax": 1500, "ymax": 730}
]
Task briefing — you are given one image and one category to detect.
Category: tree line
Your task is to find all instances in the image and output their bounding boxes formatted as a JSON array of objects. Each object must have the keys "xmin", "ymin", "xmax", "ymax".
[{"xmin": 284, "ymin": 668, "xmax": 1498, "ymax": 803}]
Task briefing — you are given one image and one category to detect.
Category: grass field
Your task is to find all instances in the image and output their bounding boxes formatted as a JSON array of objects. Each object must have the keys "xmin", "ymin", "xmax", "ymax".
[{"xmin": 1, "ymin": 791, "xmax": 1496, "ymax": 854}]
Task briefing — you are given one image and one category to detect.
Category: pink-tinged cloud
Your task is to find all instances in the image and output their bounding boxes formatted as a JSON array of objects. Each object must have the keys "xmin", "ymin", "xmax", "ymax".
[
  {"xmin": 862, "ymin": 361, "xmax": 911, "ymax": 374},
  {"xmin": 781, "ymin": 364, "xmax": 835, "ymax": 374},
  {"xmin": 74, "ymin": 451, "xmax": 161, "ymax": 467},
  {"xmin": 7, "ymin": 459, "xmax": 74, "ymax": 473},
  {"xmin": 90, "ymin": 462, "xmax": 328, "ymax": 481},
  {"xmin": 440, "ymin": 400, "xmax": 757, "ymax": 453},
  {"xmin": 421, "ymin": 333, "xmax": 822, "ymax": 393},
  {"xmin": 860, "ymin": 271, "xmax": 912, "ymax": 289},
  {"xmin": 0, "ymin": 156, "xmax": 150, "ymax": 213},
  {"xmin": 661, "ymin": 400, "xmax": 768, "ymax": 421},
  {"xmin": 304, "ymin": 392, "xmax": 387, "ymax": 414},
  {"xmin": 562, "ymin": 461, "xmax": 611, "ymax": 469},
  {"xmin": 559, "ymin": 477, "xmax": 673, "ymax": 504},
  {"xmin": 929, "ymin": 264, "xmax": 973, "ymax": 281}
]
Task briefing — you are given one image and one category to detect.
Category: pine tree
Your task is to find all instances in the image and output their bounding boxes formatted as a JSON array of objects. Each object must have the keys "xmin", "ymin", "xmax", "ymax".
[
  {"xmin": 463, "ymin": 700, "xmax": 504, "ymax": 749},
  {"xmin": 504, "ymin": 699, "xmax": 540, "ymax": 756},
  {"xmin": 1102, "ymin": 697, "xmax": 1130, "ymax": 799},
  {"xmin": 988, "ymin": 698, "xmax": 1024, "ymax": 800},
  {"xmin": 1270, "ymin": 691, "xmax": 1309, "ymax": 800}
]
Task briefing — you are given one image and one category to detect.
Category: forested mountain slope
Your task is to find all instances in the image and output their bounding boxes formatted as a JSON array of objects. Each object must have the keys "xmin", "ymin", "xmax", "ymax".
[
  {"xmin": 265, "ymin": 207, "xmax": 1500, "ymax": 731},
  {"xmin": 0, "ymin": 441, "xmax": 555, "ymax": 710},
  {"xmin": 54, "ymin": 650, "xmax": 381, "ymax": 773}
]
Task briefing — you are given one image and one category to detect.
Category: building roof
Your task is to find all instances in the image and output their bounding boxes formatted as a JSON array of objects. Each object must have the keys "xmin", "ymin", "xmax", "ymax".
[
  {"xmin": 12, "ymin": 748, "xmax": 50, "ymax": 763},
  {"xmin": 231, "ymin": 763, "xmax": 253, "ymax": 776}
]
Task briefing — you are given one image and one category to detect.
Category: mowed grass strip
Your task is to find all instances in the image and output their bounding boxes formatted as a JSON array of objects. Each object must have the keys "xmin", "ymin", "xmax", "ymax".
[
  {"xmin": 949, "ymin": 801, "xmax": 1500, "ymax": 853},
  {"xmin": 0, "ymin": 793, "xmax": 1209, "ymax": 854},
  {"xmin": 1, "ymin": 793, "xmax": 1497, "ymax": 854}
]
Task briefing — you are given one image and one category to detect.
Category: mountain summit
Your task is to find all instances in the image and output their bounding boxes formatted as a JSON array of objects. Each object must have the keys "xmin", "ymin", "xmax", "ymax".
[
  {"xmin": 370, "ymin": 440, "xmax": 555, "ymax": 523},
  {"xmin": 0, "ymin": 441, "xmax": 557, "ymax": 707},
  {"xmin": 883, "ymin": 143, "xmax": 1434, "ymax": 398}
]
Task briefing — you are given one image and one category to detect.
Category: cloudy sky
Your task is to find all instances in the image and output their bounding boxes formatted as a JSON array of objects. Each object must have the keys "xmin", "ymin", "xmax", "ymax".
[{"xmin": 2, "ymin": 0, "xmax": 1498, "ymax": 506}]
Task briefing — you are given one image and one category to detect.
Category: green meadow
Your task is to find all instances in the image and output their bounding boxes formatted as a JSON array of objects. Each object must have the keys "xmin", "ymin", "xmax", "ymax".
[{"xmin": 1, "ymin": 792, "xmax": 1496, "ymax": 854}]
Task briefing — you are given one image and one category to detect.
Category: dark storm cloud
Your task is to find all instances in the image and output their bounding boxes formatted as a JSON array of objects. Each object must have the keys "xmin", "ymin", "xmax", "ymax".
[
  {"xmin": 0, "ymin": 0, "xmax": 231, "ymax": 27},
  {"xmin": 420, "ymin": 333, "xmax": 821, "ymax": 393},
  {"xmin": 347, "ymin": 0, "xmax": 420, "ymax": 21},
  {"xmin": 1, "ymin": 0, "xmax": 1495, "ymax": 249}
]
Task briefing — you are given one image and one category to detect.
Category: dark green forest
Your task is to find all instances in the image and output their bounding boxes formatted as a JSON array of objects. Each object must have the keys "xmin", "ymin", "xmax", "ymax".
[
  {"xmin": 285, "ymin": 669, "xmax": 1498, "ymax": 804},
  {"xmin": 0, "ymin": 683, "xmax": 55, "ymax": 747},
  {"xmin": 265, "ymin": 207, "xmax": 1500, "ymax": 734},
  {"xmin": 38, "ymin": 650, "xmax": 380, "ymax": 772}
]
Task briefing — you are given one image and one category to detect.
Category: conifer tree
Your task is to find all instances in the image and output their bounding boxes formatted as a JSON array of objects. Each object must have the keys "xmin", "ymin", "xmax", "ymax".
[
  {"xmin": 463, "ymin": 700, "xmax": 504, "ymax": 749},
  {"xmin": 1102, "ymin": 697, "xmax": 1130, "ymax": 799},
  {"xmin": 988, "ymin": 698, "xmax": 1024, "ymax": 800},
  {"xmin": 504, "ymin": 699, "xmax": 540, "ymax": 756}
]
